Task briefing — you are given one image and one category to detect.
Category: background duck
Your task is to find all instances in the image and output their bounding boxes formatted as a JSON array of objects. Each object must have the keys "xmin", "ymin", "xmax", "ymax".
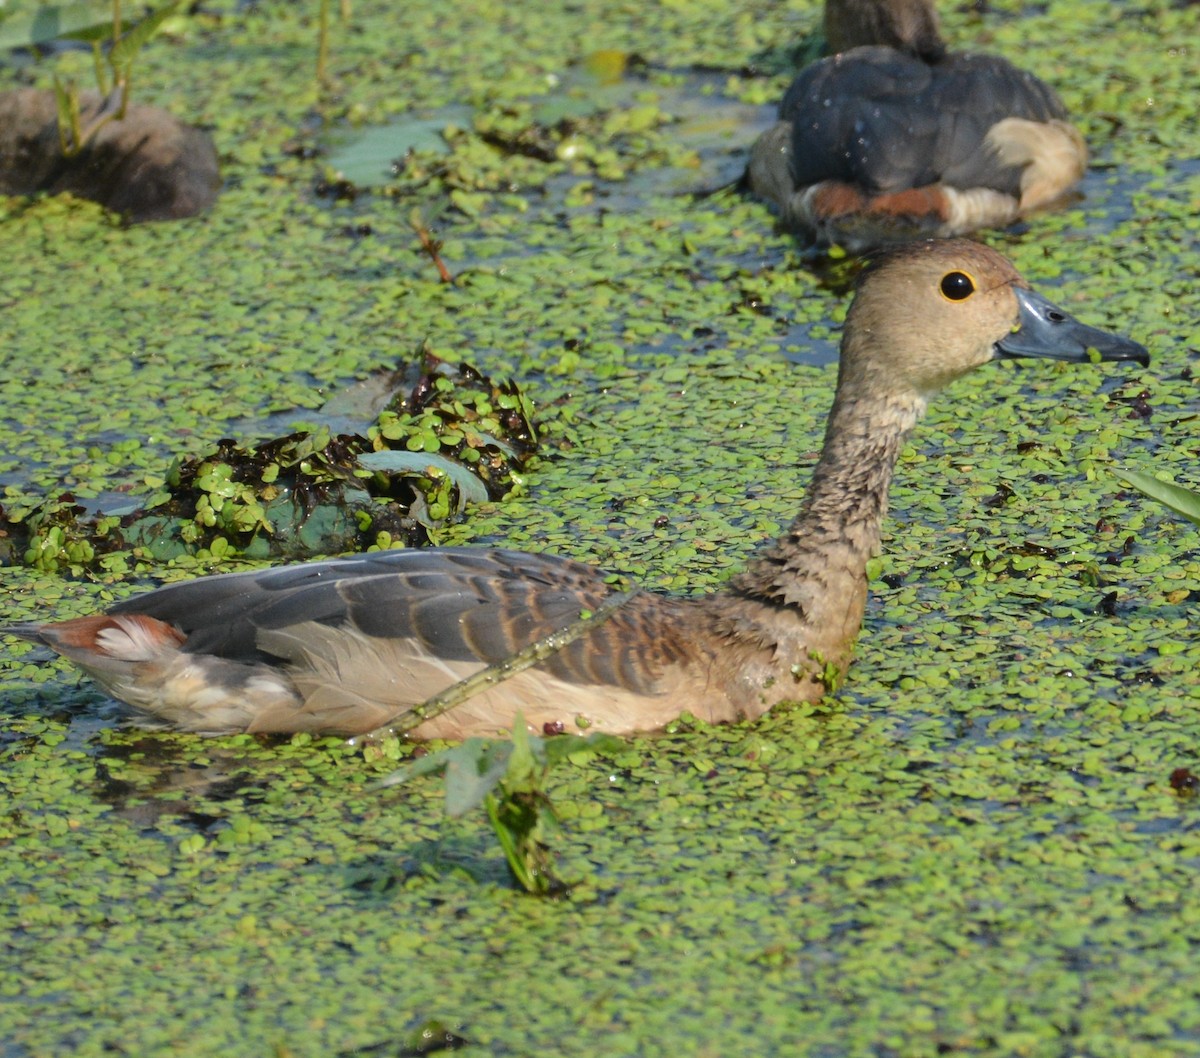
[
  {"xmin": 5, "ymin": 241, "xmax": 1147, "ymax": 739},
  {"xmin": 747, "ymin": 0, "xmax": 1087, "ymax": 250}
]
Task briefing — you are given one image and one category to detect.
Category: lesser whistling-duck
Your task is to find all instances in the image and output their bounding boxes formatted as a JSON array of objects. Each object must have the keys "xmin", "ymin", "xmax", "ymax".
[
  {"xmin": 747, "ymin": 0, "xmax": 1087, "ymax": 250},
  {"xmin": 5, "ymin": 241, "xmax": 1146, "ymax": 738}
]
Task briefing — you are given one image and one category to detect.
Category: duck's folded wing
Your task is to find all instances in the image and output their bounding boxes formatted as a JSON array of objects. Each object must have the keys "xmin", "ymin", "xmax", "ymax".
[
  {"xmin": 111, "ymin": 547, "xmax": 683, "ymax": 699},
  {"xmin": 929, "ymin": 54, "xmax": 1071, "ymax": 193}
]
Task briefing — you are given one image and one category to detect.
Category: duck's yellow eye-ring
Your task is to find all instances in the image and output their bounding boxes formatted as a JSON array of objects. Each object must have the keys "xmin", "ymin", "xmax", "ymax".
[{"xmin": 939, "ymin": 271, "xmax": 976, "ymax": 302}]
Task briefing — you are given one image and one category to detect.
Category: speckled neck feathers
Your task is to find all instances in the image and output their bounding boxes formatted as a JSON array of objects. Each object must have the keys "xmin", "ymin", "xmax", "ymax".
[
  {"xmin": 698, "ymin": 382, "xmax": 922, "ymax": 713},
  {"xmin": 731, "ymin": 391, "xmax": 920, "ymax": 609}
]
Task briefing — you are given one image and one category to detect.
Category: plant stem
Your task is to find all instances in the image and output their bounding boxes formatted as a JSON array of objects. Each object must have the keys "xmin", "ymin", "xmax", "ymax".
[
  {"xmin": 409, "ymin": 212, "xmax": 454, "ymax": 284},
  {"xmin": 317, "ymin": 0, "xmax": 330, "ymax": 88}
]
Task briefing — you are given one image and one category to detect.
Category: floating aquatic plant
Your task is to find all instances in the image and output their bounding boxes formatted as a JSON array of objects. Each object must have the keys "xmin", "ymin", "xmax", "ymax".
[
  {"xmin": 0, "ymin": 357, "xmax": 541, "ymax": 572},
  {"xmin": 378, "ymin": 716, "xmax": 620, "ymax": 896}
]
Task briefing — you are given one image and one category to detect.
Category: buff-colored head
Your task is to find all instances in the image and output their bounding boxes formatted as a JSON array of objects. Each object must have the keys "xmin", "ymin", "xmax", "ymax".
[{"xmin": 836, "ymin": 239, "xmax": 1147, "ymax": 404}]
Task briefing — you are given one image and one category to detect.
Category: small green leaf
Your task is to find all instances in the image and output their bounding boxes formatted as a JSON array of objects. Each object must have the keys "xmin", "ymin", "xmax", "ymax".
[{"xmin": 443, "ymin": 740, "xmax": 511, "ymax": 818}]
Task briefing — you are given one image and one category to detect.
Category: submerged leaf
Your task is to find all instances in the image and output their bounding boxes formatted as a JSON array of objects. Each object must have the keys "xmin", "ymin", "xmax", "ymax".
[
  {"xmin": 357, "ymin": 450, "xmax": 489, "ymax": 505},
  {"xmin": 325, "ymin": 110, "xmax": 466, "ymax": 187}
]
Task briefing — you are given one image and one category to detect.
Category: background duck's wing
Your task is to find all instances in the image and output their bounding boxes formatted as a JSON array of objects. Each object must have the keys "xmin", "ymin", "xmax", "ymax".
[
  {"xmin": 928, "ymin": 54, "xmax": 1071, "ymax": 192},
  {"xmin": 782, "ymin": 48, "xmax": 942, "ymax": 193},
  {"xmin": 782, "ymin": 48, "xmax": 1069, "ymax": 196}
]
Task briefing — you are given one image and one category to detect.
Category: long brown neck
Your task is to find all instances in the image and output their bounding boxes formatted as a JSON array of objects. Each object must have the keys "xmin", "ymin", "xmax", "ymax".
[{"xmin": 725, "ymin": 387, "xmax": 924, "ymax": 632}]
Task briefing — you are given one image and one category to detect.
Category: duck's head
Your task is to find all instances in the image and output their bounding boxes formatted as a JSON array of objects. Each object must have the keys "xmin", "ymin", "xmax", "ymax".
[
  {"xmin": 838, "ymin": 239, "xmax": 1149, "ymax": 405},
  {"xmin": 824, "ymin": 0, "xmax": 947, "ymax": 62}
]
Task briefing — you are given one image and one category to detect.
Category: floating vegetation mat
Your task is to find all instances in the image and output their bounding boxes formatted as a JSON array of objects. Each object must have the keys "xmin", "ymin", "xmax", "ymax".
[
  {"xmin": 1, "ymin": 355, "xmax": 540, "ymax": 569},
  {"xmin": 1, "ymin": 0, "xmax": 1199, "ymax": 1055}
]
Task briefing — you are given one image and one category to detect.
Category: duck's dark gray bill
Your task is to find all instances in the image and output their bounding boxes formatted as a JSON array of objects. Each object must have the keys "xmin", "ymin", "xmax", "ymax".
[{"xmin": 995, "ymin": 287, "xmax": 1150, "ymax": 366}]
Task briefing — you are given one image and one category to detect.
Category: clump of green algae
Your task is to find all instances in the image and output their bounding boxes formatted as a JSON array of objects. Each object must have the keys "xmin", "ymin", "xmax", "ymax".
[{"xmin": 1, "ymin": 0, "xmax": 1200, "ymax": 1055}]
